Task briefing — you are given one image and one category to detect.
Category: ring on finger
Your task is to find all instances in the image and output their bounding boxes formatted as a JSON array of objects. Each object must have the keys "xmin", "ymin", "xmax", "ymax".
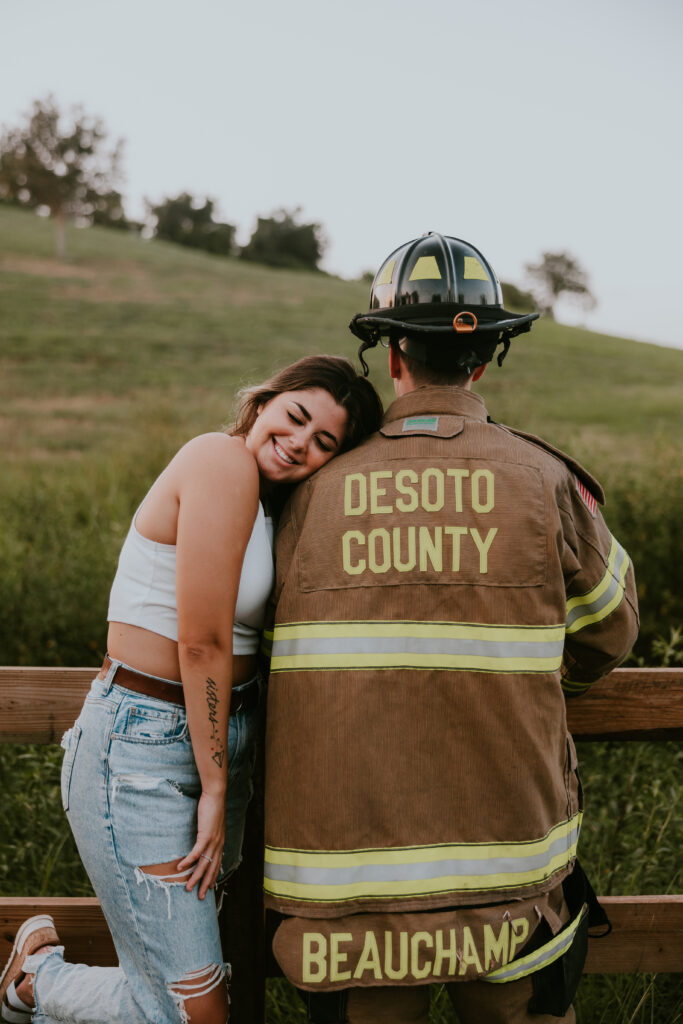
[{"xmin": 199, "ymin": 854, "xmax": 213, "ymax": 863}]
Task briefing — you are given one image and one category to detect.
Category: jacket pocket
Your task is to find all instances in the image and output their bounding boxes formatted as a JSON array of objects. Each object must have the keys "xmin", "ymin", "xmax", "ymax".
[
  {"xmin": 60, "ymin": 723, "xmax": 82, "ymax": 811},
  {"xmin": 565, "ymin": 734, "xmax": 584, "ymax": 816}
]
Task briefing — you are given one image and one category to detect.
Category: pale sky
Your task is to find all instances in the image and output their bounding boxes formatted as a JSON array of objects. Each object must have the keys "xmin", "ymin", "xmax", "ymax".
[{"xmin": 2, "ymin": 0, "xmax": 682, "ymax": 349}]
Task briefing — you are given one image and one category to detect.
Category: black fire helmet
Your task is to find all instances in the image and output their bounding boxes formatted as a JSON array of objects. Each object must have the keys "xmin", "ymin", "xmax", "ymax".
[{"xmin": 350, "ymin": 232, "xmax": 539, "ymax": 375}]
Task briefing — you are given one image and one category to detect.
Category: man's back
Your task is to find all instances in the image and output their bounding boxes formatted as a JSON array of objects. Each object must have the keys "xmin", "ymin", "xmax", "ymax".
[{"xmin": 264, "ymin": 385, "xmax": 638, "ymax": 920}]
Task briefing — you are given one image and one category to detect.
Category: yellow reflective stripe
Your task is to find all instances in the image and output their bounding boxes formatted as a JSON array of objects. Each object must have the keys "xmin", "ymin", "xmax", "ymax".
[
  {"xmin": 561, "ymin": 677, "xmax": 593, "ymax": 695},
  {"xmin": 485, "ymin": 905, "xmax": 588, "ymax": 984},
  {"xmin": 570, "ymin": 554, "xmax": 629, "ymax": 631},
  {"xmin": 260, "ymin": 628, "xmax": 274, "ymax": 658},
  {"xmin": 273, "ymin": 622, "xmax": 565, "ymax": 643},
  {"xmin": 566, "ymin": 536, "xmax": 630, "ymax": 634},
  {"xmin": 272, "ymin": 652, "xmax": 562, "ymax": 673},
  {"xmin": 568, "ymin": 535, "xmax": 621, "ymax": 604},
  {"xmin": 270, "ymin": 621, "xmax": 565, "ymax": 675},
  {"xmin": 566, "ymin": 537, "xmax": 619, "ymax": 620},
  {"xmin": 264, "ymin": 814, "xmax": 582, "ymax": 903}
]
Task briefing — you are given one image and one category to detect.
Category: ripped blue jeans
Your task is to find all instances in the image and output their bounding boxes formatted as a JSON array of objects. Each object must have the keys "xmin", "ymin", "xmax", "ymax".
[{"xmin": 31, "ymin": 660, "xmax": 259, "ymax": 1024}]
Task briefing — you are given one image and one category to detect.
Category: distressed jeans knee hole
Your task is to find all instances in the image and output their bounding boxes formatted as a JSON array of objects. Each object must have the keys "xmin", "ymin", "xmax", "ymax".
[{"xmin": 169, "ymin": 962, "xmax": 229, "ymax": 1024}]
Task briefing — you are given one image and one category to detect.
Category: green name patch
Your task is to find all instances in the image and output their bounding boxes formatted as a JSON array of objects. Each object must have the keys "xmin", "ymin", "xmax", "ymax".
[{"xmin": 402, "ymin": 416, "xmax": 439, "ymax": 432}]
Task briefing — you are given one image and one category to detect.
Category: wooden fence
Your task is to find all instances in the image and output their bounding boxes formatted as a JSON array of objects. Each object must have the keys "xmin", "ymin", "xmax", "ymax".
[{"xmin": 1, "ymin": 666, "xmax": 682, "ymax": 1021}]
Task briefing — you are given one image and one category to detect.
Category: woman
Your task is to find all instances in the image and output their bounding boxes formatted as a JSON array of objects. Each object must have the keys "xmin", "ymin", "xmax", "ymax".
[{"xmin": 0, "ymin": 355, "xmax": 383, "ymax": 1024}]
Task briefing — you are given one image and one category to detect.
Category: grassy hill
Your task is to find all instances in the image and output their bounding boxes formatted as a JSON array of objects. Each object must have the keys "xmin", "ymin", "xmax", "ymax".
[{"xmin": 2, "ymin": 203, "xmax": 682, "ymax": 475}]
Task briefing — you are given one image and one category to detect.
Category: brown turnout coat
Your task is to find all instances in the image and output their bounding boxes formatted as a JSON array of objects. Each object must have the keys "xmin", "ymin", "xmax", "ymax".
[{"xmin": 264, "ymin": 387, "xmax": 638, "ymax": 933}]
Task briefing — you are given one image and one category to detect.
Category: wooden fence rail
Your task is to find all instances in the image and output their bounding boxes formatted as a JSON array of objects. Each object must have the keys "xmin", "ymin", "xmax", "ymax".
[
  {"xmin": 2, "ymin": 666, "xmax": 682, "ymax": 746},
  {"xmin": 1, "ymin": 666, "xmax": 682, "ymax": 1021}
]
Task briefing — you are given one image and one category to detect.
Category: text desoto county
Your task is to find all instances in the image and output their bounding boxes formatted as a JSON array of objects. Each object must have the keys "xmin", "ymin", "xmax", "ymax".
[{"xmin": 342, "ymin": 468, "xmax": 496, "ymax": 577}]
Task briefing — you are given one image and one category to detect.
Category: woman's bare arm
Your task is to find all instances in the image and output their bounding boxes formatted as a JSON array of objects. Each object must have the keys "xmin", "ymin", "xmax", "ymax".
[{"xmin": 170, "ymin": 433, "xmax": 260, "ymax": 898}]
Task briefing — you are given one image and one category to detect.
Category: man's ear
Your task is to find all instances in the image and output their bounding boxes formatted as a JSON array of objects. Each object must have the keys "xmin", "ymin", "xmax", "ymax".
[
  {"xmin": 472, "ymin": 364, "xmax": 487, "ymax": 382},
  {"xmin": 389, "ymin": 344, "xmax": 402, "ymax": 381}
]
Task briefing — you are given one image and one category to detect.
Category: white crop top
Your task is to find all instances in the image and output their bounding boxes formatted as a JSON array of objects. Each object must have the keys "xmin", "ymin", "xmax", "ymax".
[{"xmin": 107, "ymin": 500, "xmax": 274, "ymax": 655}]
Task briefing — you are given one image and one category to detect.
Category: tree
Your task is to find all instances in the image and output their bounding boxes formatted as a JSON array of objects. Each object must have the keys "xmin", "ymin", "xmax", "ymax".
[
  {"xmin": 147, "ymin": 192, "xmax": 235, "ymax": 256},
  {"xmin": 91, "ymin": 189, "xmax": 138, "ymax": 232},
  {"xmin": 501, "ymin": 281, "xmax": 536, "ymax": 313},
  {"xmin": 240, "ymin": 207, "xmax": 325, "ymax": 270},
  {"xmin": 524, "ymin": 251, "xmax": 596, "ymax": 318},
  {"xmin": 0, "ymin": 96, "xmax": 124, "ymax": 259}
]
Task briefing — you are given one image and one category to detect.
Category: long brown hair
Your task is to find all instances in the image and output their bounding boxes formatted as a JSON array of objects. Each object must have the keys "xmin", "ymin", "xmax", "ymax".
[{"xmin": 231, "ymin": 355, "xmax": 383, "ymax": 453}]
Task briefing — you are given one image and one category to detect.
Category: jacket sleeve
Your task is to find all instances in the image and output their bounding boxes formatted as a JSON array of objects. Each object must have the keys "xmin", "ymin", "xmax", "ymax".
[
  {"xmin": 559, "ymin": 474, "xmax": 639, "ymax": 696},
  {"xmin": 259, "ymin": 481, "xmax": 311, "ymax": 670}
]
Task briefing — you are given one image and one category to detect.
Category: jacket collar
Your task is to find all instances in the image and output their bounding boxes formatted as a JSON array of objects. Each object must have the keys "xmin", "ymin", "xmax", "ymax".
[{"xmin": 383, "ymin": 386, "xmax": 489, "ymax": 426}]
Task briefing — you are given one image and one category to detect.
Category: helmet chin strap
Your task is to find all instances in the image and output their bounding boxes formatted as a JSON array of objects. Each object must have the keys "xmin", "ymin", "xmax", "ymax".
[{"xmin": 357, "ymin": 333, "xmax": 380, "ymax": 377}]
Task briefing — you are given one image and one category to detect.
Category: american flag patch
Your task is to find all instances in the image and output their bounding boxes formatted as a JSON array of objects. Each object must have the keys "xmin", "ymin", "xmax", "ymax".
[{"xmin": 575, "ymin": 475, "xmax": 598, "ymax": 516}]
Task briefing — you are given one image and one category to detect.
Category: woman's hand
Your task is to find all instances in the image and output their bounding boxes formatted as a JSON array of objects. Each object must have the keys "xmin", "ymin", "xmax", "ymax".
[{"xmin": 177, "ymin": 790, "xmax": 226, "ymax": 900}]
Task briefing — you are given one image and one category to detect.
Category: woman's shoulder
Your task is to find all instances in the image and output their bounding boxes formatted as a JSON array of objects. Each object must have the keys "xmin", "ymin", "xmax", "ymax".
[
  {"xmin": 172, "ymin": 433, "xmax": 259, "ymax": 485},
  {"xmin": 178, "ymin": 432, "xmax": 255, "ymax": 465}
]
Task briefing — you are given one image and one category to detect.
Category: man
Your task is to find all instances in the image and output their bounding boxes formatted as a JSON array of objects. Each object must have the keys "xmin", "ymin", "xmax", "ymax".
[{"xmin": 263, "ymin": 232, "xmax": 639, "ymax": 1023}]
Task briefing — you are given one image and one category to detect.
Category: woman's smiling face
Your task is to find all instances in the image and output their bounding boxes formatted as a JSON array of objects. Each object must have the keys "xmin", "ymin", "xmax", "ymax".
[{"xmin": 245, "ymin": 387, "xmax": 348, "ymax": 486}]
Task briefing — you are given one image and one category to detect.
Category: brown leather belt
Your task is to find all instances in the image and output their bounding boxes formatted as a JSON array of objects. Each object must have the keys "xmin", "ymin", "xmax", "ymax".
[{"xmin": 99, "ymin": 656, "xmax": 260, "ymax": 714}]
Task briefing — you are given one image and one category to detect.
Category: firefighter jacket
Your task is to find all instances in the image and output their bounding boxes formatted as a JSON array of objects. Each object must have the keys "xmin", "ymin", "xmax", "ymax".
[{"xmin": 264, "ymin": 386, "xmax": 639, "ymax": 926}]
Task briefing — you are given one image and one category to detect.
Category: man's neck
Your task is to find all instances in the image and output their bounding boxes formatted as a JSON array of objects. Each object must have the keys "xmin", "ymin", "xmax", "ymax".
[{"xmin": 393, "ymin": 376, "xmax": 473, "ymax": 397}]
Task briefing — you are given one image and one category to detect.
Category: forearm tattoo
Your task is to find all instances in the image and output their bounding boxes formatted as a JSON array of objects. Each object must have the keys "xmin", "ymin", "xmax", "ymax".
[{"xmin": 205, "ymin": 676, "xmax": 225, "ymax": 768}]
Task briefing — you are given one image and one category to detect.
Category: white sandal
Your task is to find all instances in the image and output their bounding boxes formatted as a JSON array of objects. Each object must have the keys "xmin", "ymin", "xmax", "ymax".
[
  {"xmin": 1, "ymin": 980, "xmax": 33, "ymax": 1023},
  {"xmin": 0, "ymin": 915, "xmax": 60, "ymax": 1023}
]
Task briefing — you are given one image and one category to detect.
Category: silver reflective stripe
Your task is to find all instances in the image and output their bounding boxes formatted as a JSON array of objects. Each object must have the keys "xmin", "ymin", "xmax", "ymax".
[
  {"xmin": 486, "ymin": 905, "xmax": 587, "ymax": 984},
  {"xmin": 274, "ymin": 636, "xmax": 561, "ymax": 660},
  {"xmin": 566, "ymin": 536, "xmax": 630, "ymax": 634}
]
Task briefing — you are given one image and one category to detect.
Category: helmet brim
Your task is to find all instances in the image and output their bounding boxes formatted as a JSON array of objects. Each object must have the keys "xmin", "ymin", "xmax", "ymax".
[
  {"xmin": 350, "ymin": 306, "xmax": 539, "ymax": 376},
  {"xmin": 350, "ymin": 305, "xmax": 538, "ymax": 343}
]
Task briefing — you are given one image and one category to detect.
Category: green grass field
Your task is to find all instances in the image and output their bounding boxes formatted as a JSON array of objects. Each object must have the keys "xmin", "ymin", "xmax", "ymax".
[{"xmin": 1, "ymin": 205, "xmax": 681, "ymax": 1022}]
